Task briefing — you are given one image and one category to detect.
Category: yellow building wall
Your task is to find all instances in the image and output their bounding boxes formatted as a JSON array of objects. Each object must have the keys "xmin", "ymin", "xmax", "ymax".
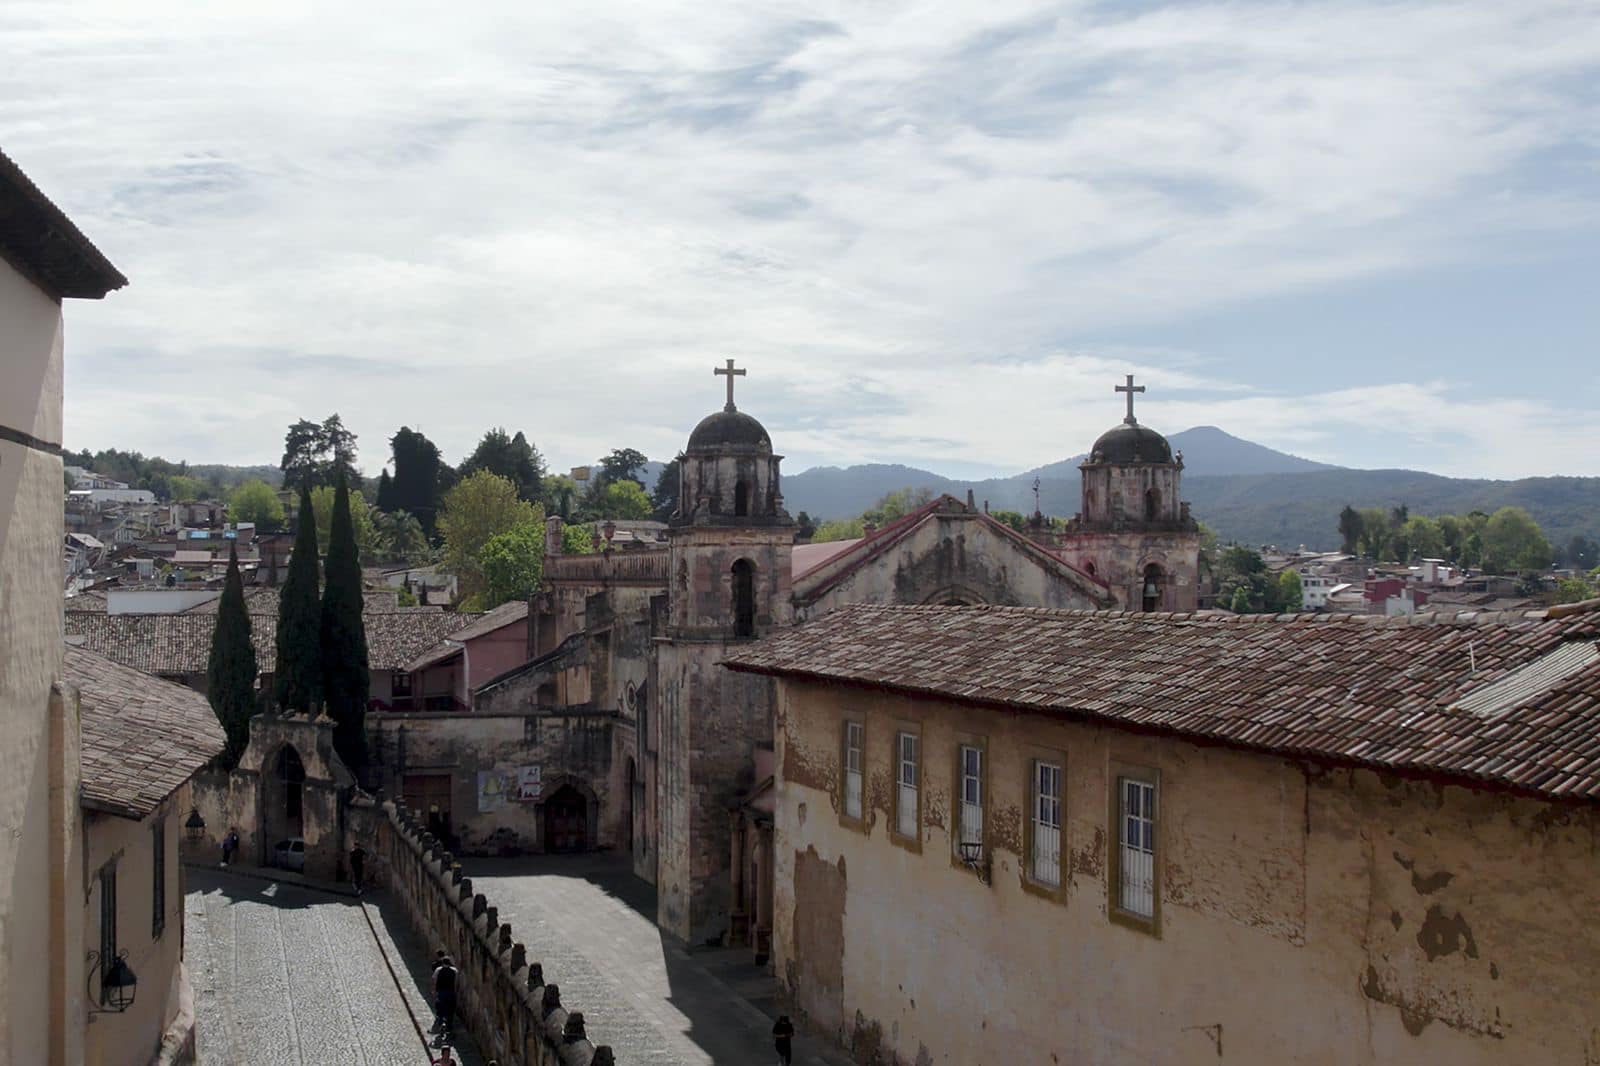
[
  {"xmin": 82, "ymin": 802, "xmax": 185, "ymax": 1066},
  {"xmin": 0, "ymin": 255, "xmax": 81, "ymax": 1064},
  {"xmin": 772, "ymin": 681, "xmax": 1600, "ymax": 1066}
]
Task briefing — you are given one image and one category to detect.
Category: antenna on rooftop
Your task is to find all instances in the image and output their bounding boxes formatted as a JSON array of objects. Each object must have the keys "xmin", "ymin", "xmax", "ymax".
[{"xmin": 1032, "ymin": 477, "xmax": 1041, "ymax": 515}]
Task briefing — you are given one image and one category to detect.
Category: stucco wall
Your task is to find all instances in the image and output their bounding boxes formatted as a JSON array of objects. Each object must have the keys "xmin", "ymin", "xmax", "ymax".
[
  {"xmin": 0, "ymin": 257, "xmax": 72, "ymax": 1065},
  {"xmin": 1064, "ymin": 528, "xmax": 1201, "ymax": 611},
  {"xmin": 772, "ymin": 680, "xmax": 1600, "ymax": 1066},
  {"xmin": 82, "ymin": 801, "xmax": 185, "ymax": 1066},
  {"xmin": 367, "ymin": 711, "xmax": 619, "ymax": 856}
]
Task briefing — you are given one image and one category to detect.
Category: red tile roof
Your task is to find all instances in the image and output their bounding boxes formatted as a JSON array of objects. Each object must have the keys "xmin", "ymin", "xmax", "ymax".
[
  {"xmin": 64, "ymin": 645, "xmax": 224, "ymax": 818},
  {"xmin": 724, "ymin": 601, "xmax": 1600, "ymax": 802}
]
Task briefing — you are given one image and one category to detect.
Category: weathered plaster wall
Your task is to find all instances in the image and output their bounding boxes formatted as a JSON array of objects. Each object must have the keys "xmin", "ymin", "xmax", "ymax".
[
  {"xmin": 668, "ymin": 528, "xmax": 794, "ymax": 635},
  {"xmin": 82, "ymin": 802, "xmax": 186, "ymax": 1066},
  {"xmin": 795, "ymin": 515, "xmax": 1106, "ymax": 620},
  {"xmin": 772, "ymin": 681, "xmax": 1600, "ymax": 1066},
  {"xmin": 1063, "ymin": 529, "xmax": 1201, "ymax": 611},
  {"xmin": 1080, "ymin": 461, "xmax": 1183, "ymax": 526},
  {"xmin": 0, "ymin": 258, "xmax": 74, "ymax": 1066},
  {"xmin": 367, "ymin": 711, "xmax": 619, "ymax": 856}
]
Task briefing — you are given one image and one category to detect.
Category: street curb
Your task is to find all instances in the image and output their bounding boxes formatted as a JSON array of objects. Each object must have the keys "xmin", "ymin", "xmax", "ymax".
[{"xmin": 182, "ymin": 860, "xmax": 357, "ymax": 898}]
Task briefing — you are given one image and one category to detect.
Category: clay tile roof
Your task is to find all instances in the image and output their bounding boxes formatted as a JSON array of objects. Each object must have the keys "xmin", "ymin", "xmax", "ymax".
[
  {"xmin": 723, "ymin": 600, "xmax": 1600, "ymax": 802},
  {"xmin": 65, "ymin": 605, "xmax": 472, "ymax": 675},
  {"xmin": 402, "ymin": 602, "xmax": 522, "ymax": 672},
  {"xmin": 64, "ymin": 645, "xmax": 224, "ymax": 818},
  {"xmin": 0, "ymin": 148, "xmax": 127, "ymax": 299}
]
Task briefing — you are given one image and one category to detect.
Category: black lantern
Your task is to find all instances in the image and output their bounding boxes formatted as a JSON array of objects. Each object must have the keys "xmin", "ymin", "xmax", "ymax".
[
  {"xmin": 88, "ymin": 950, "xmax": 138, "ymax": 1013},
  {"xmin": 184, "ymin": 807, "xmax": 206, "ymax": 842}
]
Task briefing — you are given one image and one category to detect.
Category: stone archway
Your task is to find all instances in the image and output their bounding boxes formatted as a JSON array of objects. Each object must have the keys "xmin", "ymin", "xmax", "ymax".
[
  {"xmin": 260, "ymin": 743, "xmax": 306, "ymax": 864},
  {"xmin": 543, "ymin": 785, "xmax": 589, "ymax": 854},
  {"xmin": 920, "ymin": 584, "xmax": 988, "ymax": 607}
]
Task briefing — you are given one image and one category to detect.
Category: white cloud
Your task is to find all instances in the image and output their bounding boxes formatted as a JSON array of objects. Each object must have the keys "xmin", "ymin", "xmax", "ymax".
[{"xmin": 4, "ymin": 0, "xmax": 1597, "ymax": 479}]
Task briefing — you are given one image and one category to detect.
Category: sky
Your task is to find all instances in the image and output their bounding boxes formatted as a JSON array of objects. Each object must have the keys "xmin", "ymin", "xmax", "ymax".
[{"xmin": 4, "ymin": 1, "xmax": 1598, "ymax": 481}]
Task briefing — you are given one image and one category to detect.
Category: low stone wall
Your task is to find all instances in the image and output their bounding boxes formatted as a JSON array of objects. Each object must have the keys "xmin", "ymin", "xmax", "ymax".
[{"xmin": 370, "ymin": 799, "xmax": 615, "ymax": 1066}]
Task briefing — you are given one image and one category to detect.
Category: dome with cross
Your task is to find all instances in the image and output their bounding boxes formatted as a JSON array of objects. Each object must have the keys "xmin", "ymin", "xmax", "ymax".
[
  {"xmin": 1086, "ymin": 373, "xmax": 1174, "ymax": 465},
  {"xmin": 686, "ymin": 358, "xmax": 772, "ymax": 453}
]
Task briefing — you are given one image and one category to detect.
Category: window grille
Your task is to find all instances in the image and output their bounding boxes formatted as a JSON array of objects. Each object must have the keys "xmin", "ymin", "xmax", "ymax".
[
  {"xmin": 1033, "ymin": 761, "xmax": 1062, "ymax": 887},
  {"xmin": 895, "ymin": 732, "xmax": 919, "ymax": 839},
  {"xmin": 958, "ymin": 745, "xmax": 983, "ymax": 860},
  {"xmin": 843, "ymin": 721, "xmax": 864, "ymax": 819},
  {"xmin": 151, "ymin": 819, "xmax": 166, "ymax": 939},
  {"xmin": 1118, "ymin": 777, "xmax": 1156, "ymax": 918},
  {"xmin": 98, "ymin": 863, "xmax": 118, "ymax": 1003}
]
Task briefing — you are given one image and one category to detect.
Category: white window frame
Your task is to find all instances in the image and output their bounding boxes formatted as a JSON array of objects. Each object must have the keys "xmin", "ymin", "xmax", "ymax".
[
  {"xmin": 843, "ymin": 721, "xmax": 864, "ymax": 820},
  {"xmin": 1032, "ymin": 760, "xmax": 1063, "ymax": 888},
  {"xmin": 1117, "ymin": 775, "xmax": 1157, "ymax": 920},
  {"xmin": 956, "ymin": 744, "xmax": 984, "ymax": 861},
  {"xmin": 895, "ymin": 731, "xmax": 919, "ymax": 841}
]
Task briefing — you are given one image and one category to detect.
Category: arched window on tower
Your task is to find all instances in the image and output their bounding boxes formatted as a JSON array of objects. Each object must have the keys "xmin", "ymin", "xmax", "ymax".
[
  {"xmin": 732, "ymin": 559, "xmax": 756, "ymax": 637},
  {"xmin": 1144, "ymin": 486, "xmax": 1161, "ymax": 522},
  {"xmin": 734, "ymin": 480, "xmax": 751, "ymax": 517},
  {"xmin": 1142, "ymin": 564, "xmax": 1164, "ymax": 612}
]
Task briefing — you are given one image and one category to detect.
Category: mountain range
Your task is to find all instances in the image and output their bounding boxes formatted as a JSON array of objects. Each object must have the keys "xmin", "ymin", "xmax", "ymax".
[{"xmin": 782, "ymin": 427, "xmax": 1600, "ymax": 552}]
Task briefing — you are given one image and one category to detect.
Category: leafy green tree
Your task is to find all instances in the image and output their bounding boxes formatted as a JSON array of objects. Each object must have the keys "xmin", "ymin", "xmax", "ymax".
[
  {"xmin": 1229, "ymin": 586, "xmax": 1252, "ymax": 613},
  {"xmin": 206, "ymin": 544, "xmax": 257, "ymax": 767},
  {"xmin": 599, "ymin": 448, "xmax": 649, "ymax": 487},
  {"xmin": 544, "ymin": 475, "xmax": 580, "ymax": 519},
  {"xmin": 320, "ymin": 474, "xmax": 370, "ymax": 770},
  {"xmin": 1277, "ymin": 569, "xmax": 1304, "ymax": 612},
  {"xmin": 796, "ymin": 511, "xmax": 817, "ymax": 541},
  {"xmin": 280, "ymin": 415, "xmax": 360, "ymax": 491},
  {"xmin": 1337, "ymin": 505, "xmax": 1363, "ymax": 555},
  {"xmin": 1562, "ymin": 535, "xmax": 1600, "ymax": 571},
  {"xmin": 375, "ymin": 509, "xmax": 431, "ymax": 564},
  {"xmin": 311, "ymin": 483, "xmax": 376, "ymax": 560},
  {"xmin": 1481, "ymin": 507, "xmax": 1552, "ymax": 573},
  {"xmin": 1357, "ymin": 508, "xmax": 1391, "ymax": 560},
  {"xmin": 461, "ymin": 427, "xmax": 546, "ymax": 503},
  {"xmin": 230, "ymin": 480, "xmax": 285, "ymax": 530},
  {"xmin": 596, "ymin": 479, "xmax": 654, "ymax": 520},
  {"xmin": 439, "ymin": 470, "xmax": 542, "ymax": 601},
  {"xmin": 562, "ymin": 523, "xmax": 596, "ymax": 554},
  {"xmin": 478, "ymin": 521, "xmax": 547, "ymax": 610},
  {"xmin": 1552, "ymin": 576, "xmax": 1600, "ymax": 604},
  {"xmin": 811, "ymin": 518, "xmax": 865, "ymax": 543},
  {"xmin": 274, "ymin": 486, "xmax": 322, "ymax": 713},
  {"xmin": 386, "ymin": 426, "xmax": 449, "ymax": 536},
  {"xmin": 652, "ymin": 456, "xmax": 682, "ymax": 522},
  {"xmin": 989, "ymin": 510, "xmax": 1028, "ymax": 532},
  {"xmin": 1394, "ymin": 515, "xmax": 1444, "ymax": 561}
]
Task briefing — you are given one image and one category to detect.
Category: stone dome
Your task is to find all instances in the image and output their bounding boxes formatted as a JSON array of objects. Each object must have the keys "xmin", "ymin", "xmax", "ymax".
[
  {"xmin": 1087, "ymin": 422, "xmax": 1174, "ymax": 464},
  {"xmin": 686, "ymin": 407, "xmax": 772, "ymax": 452}
]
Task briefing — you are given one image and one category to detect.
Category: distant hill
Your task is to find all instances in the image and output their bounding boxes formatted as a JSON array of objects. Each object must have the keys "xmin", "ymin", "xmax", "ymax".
[{"xmin": 782, "ymin": 429, "xmax": 1600, "ymax": 551}]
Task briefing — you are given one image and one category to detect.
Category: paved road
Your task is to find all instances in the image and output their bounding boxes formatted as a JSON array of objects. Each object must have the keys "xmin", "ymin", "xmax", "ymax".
[
  {"xmin": 185, "ymin": 868, "xmax": 480, "ymax": 1066},
  {"xmin": 467, "ymin": 855, "xmax": 853, "ymax": 1066}
]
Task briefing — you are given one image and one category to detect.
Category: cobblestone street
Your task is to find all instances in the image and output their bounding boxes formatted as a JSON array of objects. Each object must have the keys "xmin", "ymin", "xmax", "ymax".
[
  {"xmin": 185, "ymin": 868, "xmax": 479, "ymax": 1066},
  {"xmin": 466, "ymin": 855, "xmax": 853, "ymax": 1066}
]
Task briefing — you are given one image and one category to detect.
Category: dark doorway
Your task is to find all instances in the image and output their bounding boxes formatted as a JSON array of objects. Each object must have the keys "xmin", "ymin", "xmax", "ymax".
[
  {"xmin": 623, "ymin": 758, "xmax": 637, "ymax": 854},
  {"xmin": 403, "ymin": 773, "xmax": 453, "ymax": 845},
  {"xmin": 734, "ymin": 480, "xmax": 751, "ymax": 517},
  {"xmin": 544, "ymin": 785, "xmax": 589, "ymax": 853},
  {"xmin": 732, "ymin": 559, "xmax": 756, "ymax": 637},
  {"xmin": 278, "ymin": 746, "xmax": 305, "ymax": 831},
  {"xmin": 1144, "ymin": 487, "xmax": 1161, "ymax": 522}
]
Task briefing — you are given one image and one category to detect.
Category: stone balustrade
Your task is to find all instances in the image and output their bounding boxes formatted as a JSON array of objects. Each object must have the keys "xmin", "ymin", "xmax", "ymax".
[{"xmin": 369, "ymin": 799, "xmax": 616, "ymax": 1065}]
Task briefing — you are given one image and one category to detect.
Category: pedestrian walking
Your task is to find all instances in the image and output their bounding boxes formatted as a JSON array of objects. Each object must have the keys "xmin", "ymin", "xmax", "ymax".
[
  {"xmin": 773, "ymin": 1014, "xmax": 795, "ymax": 1065},
  {"xmin": 430, "ymin": 950, "xmax": 448, "ymax": 1032},
  {"xmin": 432, "ymin": 954, "xmax": 459, "ymax": 1044},
  {"xmin": 349, "ymin": 843, "xmax": 367, "ymax": 893},
  {"xmin": 220, "ymin": 827, "xmax": 240, "ymax": 867}
]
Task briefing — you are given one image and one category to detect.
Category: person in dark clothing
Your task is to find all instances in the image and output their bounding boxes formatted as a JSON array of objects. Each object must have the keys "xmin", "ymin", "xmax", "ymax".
[
  {"xmin": 773, "ymin": 1014, "xmax": 795, "ymax": 1065},
  {"xmin": 349, "ymin": 844, "xmax": 367, "ymax": 893},
  {"xmin": 221, "ymin": 828, "xmax": 239, "ymax": 866},
  {"xmin": 429, "ymin": 951, "xmax": 448, "ymax": 1032},
  {"xmin": 432, "ymin": 955, "xmax": 459, "ymax": 1043}
]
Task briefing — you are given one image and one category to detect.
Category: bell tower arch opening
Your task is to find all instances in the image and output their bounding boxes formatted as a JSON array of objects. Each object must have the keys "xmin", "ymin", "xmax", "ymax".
[
  {"xmin": 734, "ymin": 479, "xmax": 751, "ymax": 517},
  {"xmin": 732, "ymin": 558, "xmax": 757, "ymax": 637},
  {"xmin": 1142, "ymin": 564, "xmax": 1164, "ymax": 612}
]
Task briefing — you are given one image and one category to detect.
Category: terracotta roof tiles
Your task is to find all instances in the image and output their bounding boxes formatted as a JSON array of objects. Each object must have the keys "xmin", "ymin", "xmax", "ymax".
[{"xmin": 724, "ymin": 601, "xmax": 1600, "ymax": 802}]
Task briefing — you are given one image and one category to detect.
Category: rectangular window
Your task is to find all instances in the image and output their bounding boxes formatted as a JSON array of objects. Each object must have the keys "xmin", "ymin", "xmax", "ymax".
[
  {"xmin": 843, "ymin": 721, "xmax": 864, "ymax": 820},
  {"xmin": 98, "ymin": 862, "xmax": 118, "ymax": 1003},
  {"xmin": 152, "ymin": 819, "xmax": 166, "ymax": 939},
  {"xmin": 895, "ymin": 732, "xmax": 919, "ymax": 840},
  {"xmin": 1032, "ymin": 760, "xmax": 1063, "ymax": 887},
  {"xmin": 957, "ymin": 745, "xmax": 984, "ymax": 860},
  {"xmin": 1118, "ymin": 777, "xmax": 1157, "ymax": 919}
]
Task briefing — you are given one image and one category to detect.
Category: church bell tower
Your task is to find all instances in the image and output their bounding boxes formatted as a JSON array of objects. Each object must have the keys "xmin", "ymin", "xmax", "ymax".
[{"xmin": 655, "ymin": 360, "xmax": 795, "ymax": 943}]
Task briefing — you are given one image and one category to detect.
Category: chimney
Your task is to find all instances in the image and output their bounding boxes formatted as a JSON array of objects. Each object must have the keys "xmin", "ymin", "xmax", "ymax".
[
  {"xmin": 965, "ymin": 489, "xmax": 975, "ymax": 510},
  {"xmin": 546, "ymin": 514, "xmax": 565, "ymax": 556}
]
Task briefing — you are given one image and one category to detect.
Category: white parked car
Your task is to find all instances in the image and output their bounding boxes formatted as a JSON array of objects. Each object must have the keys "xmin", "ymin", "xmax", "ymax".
[{"xmin": 272, "ymin": 837, "xmax": 305, "ymax": 872}]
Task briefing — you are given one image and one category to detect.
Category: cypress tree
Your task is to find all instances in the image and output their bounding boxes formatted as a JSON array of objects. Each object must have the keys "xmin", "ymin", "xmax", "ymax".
[
  {"xmin": 321, "ymin": 472, "xmax": 371, "ymax": 770},
  {"xmin": 274, "ymin": 484, "xmax": 322, "ymax": 713},
  {"xmin": 206, "ymin": 543, "xmax": 257, "ymax": 766}
]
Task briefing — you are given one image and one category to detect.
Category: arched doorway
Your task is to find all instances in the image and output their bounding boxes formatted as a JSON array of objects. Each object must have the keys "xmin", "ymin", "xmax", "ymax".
[
  {"xmin": 261, "ymin": 744, "xmax": 306, "ymax": 866},
  {"xmin": 543, "ymin": 785, "xmax": 589, "ymax": 854}
]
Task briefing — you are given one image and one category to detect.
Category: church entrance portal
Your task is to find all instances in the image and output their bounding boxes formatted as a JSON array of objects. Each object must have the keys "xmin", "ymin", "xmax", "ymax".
[
  {"xmin": 261, "ymin": 744, "xmax": 306, "ymax": 865},
  {"xmin": 544, "ymin": 785, "xmax": 589, "ymax": 853}
]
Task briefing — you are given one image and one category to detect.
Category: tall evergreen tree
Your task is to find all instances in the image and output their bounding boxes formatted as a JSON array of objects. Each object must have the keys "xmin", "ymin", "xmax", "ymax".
[
  {"xmin": 274, "ymin": 485, "xmax": 322, "ymax": 713},
  {"xmin": 321, "ymin": 473, "xmax": 371, "ymax": 771},
  {"xmin": 206, "ymin": 544, "xmax": 258, "ymax": 767},
  {"xmin": 389, "ymin": 426, "xmax": 448, "ymax": 537}
]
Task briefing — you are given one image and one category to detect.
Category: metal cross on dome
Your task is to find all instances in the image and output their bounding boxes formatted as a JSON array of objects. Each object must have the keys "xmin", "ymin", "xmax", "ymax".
[
  {"xmin": 1116, "ymin": 374, "xmax": 1145, "ymax": 425},
  {"xmin": 714, "ymin": 358, "xmax": 747, "ymax": 411}
]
